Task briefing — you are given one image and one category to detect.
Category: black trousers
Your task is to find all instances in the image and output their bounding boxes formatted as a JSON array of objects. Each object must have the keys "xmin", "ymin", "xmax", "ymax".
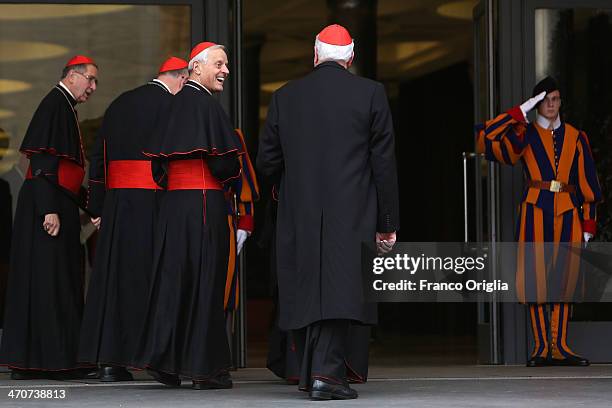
[{"xmin": 293, "ymin": 319, "xmax": 350, "ymax": 389}]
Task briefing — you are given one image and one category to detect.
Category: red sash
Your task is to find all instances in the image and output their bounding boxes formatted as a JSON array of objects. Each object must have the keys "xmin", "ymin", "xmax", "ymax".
[
  {"xmin": 167, "ymin": 159, "xmax": 222, "ymax": 191},
  {"xmin": 107, "ymin": 160, "xmax": 160, "ymax": 190},
  {"xmin": 26, "ymin": 159, "xmax": 84, "ymax": 195}
]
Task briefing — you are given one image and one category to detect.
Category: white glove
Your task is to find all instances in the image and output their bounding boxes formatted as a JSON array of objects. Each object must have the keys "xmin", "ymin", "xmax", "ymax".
[
  {"xmin": 519, "ymin": 91, "xmax": 547, "ymax": 120},
  {"xmin": 584, "ymin": 232, "xmax": 593, "ymax": 243},
  {"xmin": 236, "ymin": 229, "xmax": 249, "ymax": 255},
  {"xmin": 90, "ymin": 217, "xmax": 101, "ymax": 229}
]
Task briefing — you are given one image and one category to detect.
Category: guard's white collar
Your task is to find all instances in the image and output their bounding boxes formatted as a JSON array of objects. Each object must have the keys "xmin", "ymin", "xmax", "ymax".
[{"xmin": 536, "ymin": 114, "xmax": 561, "ymax": 131}]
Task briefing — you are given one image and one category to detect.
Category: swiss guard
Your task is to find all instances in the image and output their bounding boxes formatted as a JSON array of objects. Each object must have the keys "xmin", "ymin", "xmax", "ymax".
[
  {"xmin": 0, "ymin": 56, "xmax": 98, "ymax": 379},
  {"xmin": 476, "ymin": 76, "xmax": 602, "ymax": 366},
  {"xmin": 224, "ymin": 129, "xmax": 259, "ymax": 317},
  {"xmin": 78, "ymin": 57, "xmax": 188, "ymax": 381},
  {"xmin": 136, "ymin": 42, "xmax": 243, "ymax": 390}
]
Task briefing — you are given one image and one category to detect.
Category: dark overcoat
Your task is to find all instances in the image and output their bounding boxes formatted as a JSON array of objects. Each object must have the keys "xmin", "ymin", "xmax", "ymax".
[{"xmin": 257, "ymin": 61, "xmax": 400, "ymax": 330}]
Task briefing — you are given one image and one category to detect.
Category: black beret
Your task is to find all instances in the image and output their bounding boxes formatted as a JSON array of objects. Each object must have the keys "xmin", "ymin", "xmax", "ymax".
[{"xmin": 532, "ymin": 76, "xmax": 559, "ymax": 98}]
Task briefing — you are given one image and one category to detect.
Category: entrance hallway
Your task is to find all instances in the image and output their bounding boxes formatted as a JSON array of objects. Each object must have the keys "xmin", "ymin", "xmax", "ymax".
[{"xmin": 1, "ymin": 365, "xmax": 611, "ymax": 407}]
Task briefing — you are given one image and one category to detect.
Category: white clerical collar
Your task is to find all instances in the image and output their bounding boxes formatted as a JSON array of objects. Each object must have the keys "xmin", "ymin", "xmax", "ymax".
[
  {"xmin": 57, "ymin": 80, "xmax": 76, "ymax": 101},
  {"xmin": 536, "ymin": 114, "xmax": 561, "ymax": 131},
  {"xmin": 152, "ymin": 78, "xmax": 172, "ymax": 93},
  {"xmin": 186, "ymin": 79, "xmax": 212, "ymax": 95}
]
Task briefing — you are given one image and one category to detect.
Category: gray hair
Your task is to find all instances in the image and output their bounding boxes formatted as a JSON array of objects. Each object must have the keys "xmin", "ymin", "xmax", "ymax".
[
  {"xmin": 60, "ymin": 63, "xmax": 97, "ymax": 80},
  {"xmin": 161, "ymin": 68, "xmax": 189, "ymax": 78},
  {"xmin": 314, "ymin": 37, "xmax": 354, "ymax": 66},
  {"xmin": 188, "ymin": 44, "xmax": 226, "ymax": 70}
]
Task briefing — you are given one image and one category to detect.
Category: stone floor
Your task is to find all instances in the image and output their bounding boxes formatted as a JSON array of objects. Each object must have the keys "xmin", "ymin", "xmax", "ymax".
[{"xmin": 1, "ymin": 365, "xmax": 611, "ymax": 407}]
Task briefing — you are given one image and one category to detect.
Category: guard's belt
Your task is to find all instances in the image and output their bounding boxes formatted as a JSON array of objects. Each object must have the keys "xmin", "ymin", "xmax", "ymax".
[{"xmin": 528, "ymin": 180, "xmax": 576, "ymax": 193}]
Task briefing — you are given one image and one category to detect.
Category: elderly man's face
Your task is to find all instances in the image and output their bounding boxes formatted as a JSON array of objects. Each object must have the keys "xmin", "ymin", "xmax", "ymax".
[
  {"xmin": 537, "ymin": 90, "xmax": 561, "ymax": 121},
  {"xmin": 68, "ymin": 64, "xmax": 98, "ymax": 103},
  {"xmin": 199, "ymin": 48, "xmax": 229, "ymax": 93}
]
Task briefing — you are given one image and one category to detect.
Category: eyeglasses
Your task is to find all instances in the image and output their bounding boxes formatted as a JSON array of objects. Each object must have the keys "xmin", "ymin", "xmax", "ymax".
[{"xmin": 73, "ymin": 71, "xmax": 98, "ymax": 86}]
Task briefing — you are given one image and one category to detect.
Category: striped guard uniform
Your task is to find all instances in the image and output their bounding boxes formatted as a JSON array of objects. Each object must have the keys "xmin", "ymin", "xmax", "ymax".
[
  {"xmin": 224, "ymin": 129, "xmax": 260, "ymax": 311},
  {"xmin": 476, "ymin": 105, "xmax": 602, "ymax": 362}
]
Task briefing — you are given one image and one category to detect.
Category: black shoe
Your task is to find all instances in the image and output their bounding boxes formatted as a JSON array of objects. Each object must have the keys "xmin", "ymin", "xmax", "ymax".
[
  {"xmin": 549, "ymin": 355, "xmax": 590, "ymax": 366},
  {"xmin": 309, "ymin": 379, "xmax": 358, "ymax": 400},
  {"xmin": 10, "ymin": 369, "xmax": 46, "ymax": 380},
  {"xmin": 84, "ymin": 368, "xmax": 101, "ymax": 380},
  {"xmin": 147, "ymin": 368, "xmax": 181, "ymax": 387},
  {"xmin": 99, "ymin": 366, "xmax": 134, "ymax": 382},
  {"xmin": 192, "ymin": 372, "xmax": 233, "ymax": 390},
  {"xmin": 52, "ymin": 367, "xmax": 98, "ymax": 380},
  {"xmin": 526, "ymin": 356, "xmax": 548, "ymax": 367}
]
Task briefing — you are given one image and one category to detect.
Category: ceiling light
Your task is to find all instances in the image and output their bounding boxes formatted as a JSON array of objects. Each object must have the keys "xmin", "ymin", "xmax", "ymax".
[
  {"xmin": 437, "ymin": 1, "xmax": 478, "ymax": 20},
  {"xmin": 0, "ymin": 40, "xmax": 69, "ymax": 62},
  {"xmin": 0, "ymin": 79, "xmax": 31, "ymax": 94},
  {"xmin": 0, "ymin": 5, "xmax": 132, "ymax": 21},
  {"xmin": 0, "ymin": 109, "xmax": 15, "ymax": 119}
]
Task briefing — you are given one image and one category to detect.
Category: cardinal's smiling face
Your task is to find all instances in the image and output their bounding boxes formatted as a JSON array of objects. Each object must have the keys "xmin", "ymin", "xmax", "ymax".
[{"xmin": 195, "ymin": 48, "xmax": 229, "ymax": 94}]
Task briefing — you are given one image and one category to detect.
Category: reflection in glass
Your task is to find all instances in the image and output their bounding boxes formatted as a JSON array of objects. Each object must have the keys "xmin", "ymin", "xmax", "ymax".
[{"xmin": 0, "ymin": 4, "xmax": 190, "ymax": 176}]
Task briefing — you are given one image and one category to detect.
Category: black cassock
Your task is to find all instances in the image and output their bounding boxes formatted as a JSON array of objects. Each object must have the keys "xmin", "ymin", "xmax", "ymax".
[
  {"xmin": 78, "ymin": 81, "xmax": 172, "ymax": 367},
  {"xmin": 263, "ymin": 199, "xmax": 372, "ymax": 384},
  {"xmin": 135, "ymin": 80, "xmax": 241, "ymax": 380},
  {"xmin": 0, "ymin": 85, "xmax": 88, "ymax": 371},
  {"xmin": 257, "ymin": 62, "xmax": 399, "ymax": 385}
]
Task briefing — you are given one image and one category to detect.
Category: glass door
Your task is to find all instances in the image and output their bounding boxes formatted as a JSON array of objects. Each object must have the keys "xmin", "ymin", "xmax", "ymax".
[
  {"xmin": 0, "ymin": 0, "xmax": 202, "ymax": 178},
  {"xmin": 471, "ymin": 0, "xmax": 503, "ymax": 364}
]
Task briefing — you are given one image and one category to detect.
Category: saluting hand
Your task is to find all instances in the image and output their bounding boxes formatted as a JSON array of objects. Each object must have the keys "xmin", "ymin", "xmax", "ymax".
[
  {"xmin": 520, "ymin": 91, "xmax": 547, "ymax": 119},
  {"xmin": 43, "ymin": 213, "xmax": 60, "ymax": 236}
]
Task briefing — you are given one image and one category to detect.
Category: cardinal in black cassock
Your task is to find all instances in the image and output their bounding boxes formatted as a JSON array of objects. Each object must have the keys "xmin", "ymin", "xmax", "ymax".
[
  {"xmin": 0, "ymin": 56, "xmax": 99, "ymax": 380},
  {"xmin": 257, "ymin": 25, "xmax": 400, "ymax": 400},
  {"xmin": 77, "ymin": 57, "xmax": 189, "ymax": 382},
  {"xmin": 135, "ymin": 42, "xmax": 242, "ymax": 390},
  {"xmin": 264, "ymin": 196, "xmax": 372, "ymax": 386}
]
